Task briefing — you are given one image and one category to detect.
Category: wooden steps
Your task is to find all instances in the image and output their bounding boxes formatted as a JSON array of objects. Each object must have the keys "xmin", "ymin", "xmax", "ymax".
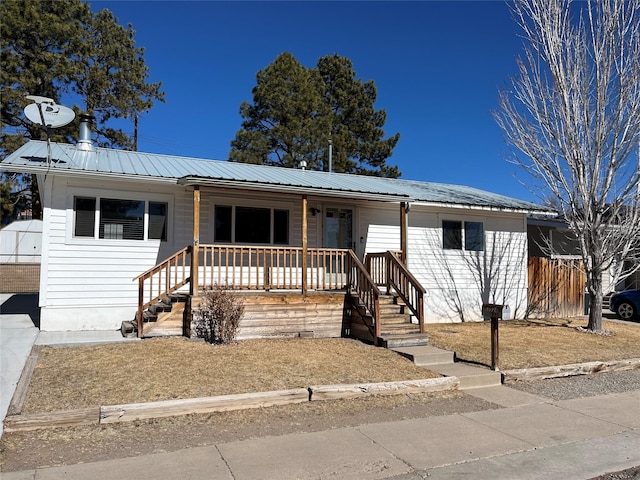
[{"xmin": 377, "ymin": 293, "xmax": 429, "ymax": 348}]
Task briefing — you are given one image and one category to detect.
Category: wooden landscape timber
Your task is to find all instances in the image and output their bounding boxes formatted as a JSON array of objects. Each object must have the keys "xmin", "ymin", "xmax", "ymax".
[
  {"xmin": 7, "ymin": 345, "xmax": 42, "ymax": 416},
  {"xmin": 99, "ymin": 388, "xmax": 310, "ymax": 424},
  {"xmin": 3, "ymin": 377, "xmax": 456, "ymax": 431},
  {"xmin": 308, "ymin": 377, "xmax": 459, "ymax": 401},
  {"xmin": 502, "ymin": 358, "xmax": 640, "ymax": 382},
  {"xmin": 3, "ymin": 407, "xmax": 99, "ymax": 433}
]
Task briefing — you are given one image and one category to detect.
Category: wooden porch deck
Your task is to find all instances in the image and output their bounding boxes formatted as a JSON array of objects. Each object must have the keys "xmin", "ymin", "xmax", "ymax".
[{"xmin": 132, "ymin": 245, "xmax": 427, "ymax": 347}]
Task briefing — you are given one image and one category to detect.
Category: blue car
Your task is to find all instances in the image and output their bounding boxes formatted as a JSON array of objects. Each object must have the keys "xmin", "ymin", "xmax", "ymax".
[{"xmin": 610, "ymin": 289, "xmax": 640, "ymax": 320}]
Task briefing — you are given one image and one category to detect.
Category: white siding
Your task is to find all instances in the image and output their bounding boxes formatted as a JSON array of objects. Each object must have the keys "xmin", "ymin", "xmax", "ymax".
[
  {"xmin": 359, "ymin": 202, "xmax": 529, "ymax": 323},
  {"xmin": 39, "ymin": 177, "xmax": 183, "ymax": 330},
  {"xmin": 37, "ymin": 177, "xmax": 531, "ymax": 330}
]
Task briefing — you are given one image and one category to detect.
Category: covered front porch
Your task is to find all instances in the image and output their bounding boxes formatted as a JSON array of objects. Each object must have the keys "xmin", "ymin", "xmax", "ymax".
[
  {"xmin": 129, "ymin": 185, "xmax": 426, "ymax": 346},
  {"xmin": 133, "ymin": 244, "xmax": 426, "ymax": 347}
]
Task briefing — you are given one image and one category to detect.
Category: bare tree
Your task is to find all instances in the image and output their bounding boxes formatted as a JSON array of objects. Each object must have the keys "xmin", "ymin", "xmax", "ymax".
[{"xmin": 495, "ymin": 0, "xmax": 640, "ymax": 332}]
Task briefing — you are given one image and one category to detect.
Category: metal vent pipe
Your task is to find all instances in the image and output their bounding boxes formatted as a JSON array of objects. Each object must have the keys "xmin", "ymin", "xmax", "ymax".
[{"xmin": 77, "ymin": 113, "xmax": 94, "ymax": 151}]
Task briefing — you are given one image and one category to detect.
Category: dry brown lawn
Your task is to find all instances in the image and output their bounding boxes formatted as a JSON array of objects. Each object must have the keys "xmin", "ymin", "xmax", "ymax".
[
  {"xmin": 23, "ymin": 338, "xmax": 437, "ymax": 413},
  {"xmin": 425, "ymin": 318, "xmax": 640, "ymax": 370},
  {"xmin": 21, "ymin": 318, "xmax": 640, "ymax": 415}
]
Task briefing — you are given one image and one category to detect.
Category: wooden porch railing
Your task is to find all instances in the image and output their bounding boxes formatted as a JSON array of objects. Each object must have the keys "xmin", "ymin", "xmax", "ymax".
[
  {"xmin": 134, "ymin": 245, "xmax": 191, "ymax": 336},
  {"xmin": 197, "ymin": 245, "xmax": 349, "ymax": 290},
  {"xmin": 347, "ymin": 250, "xmax": 382, "ymax": 342},
  {"xmin": 366, "ymin": 251, "xmax": 426, "ymax": 333},
  {"xmin": 134, "ymin": 245, "xmax": 351, "ymax": 336}
]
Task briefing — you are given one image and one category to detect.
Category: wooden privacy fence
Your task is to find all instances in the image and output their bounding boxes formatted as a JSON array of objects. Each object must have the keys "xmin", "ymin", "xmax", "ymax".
[{"xmin": 528, "ymin": 257, "xmax": 586, "ymax": 318}]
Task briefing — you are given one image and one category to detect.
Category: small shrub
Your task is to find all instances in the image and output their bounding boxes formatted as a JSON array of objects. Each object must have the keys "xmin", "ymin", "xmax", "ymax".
[{"xmin": 193, "ymin": 286, "xmax": 244, "ymax": 344}]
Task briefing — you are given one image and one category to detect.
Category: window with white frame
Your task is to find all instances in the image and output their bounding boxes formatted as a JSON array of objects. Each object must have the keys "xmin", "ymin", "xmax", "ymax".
[
  {"xmin": 73, "ymin": 196, "xmax": 167, "ymax": 241},
  {"xmin": 214, "ymin": 204, "xmax": 289, "ymax": 244},
  {"xmin": 443, "ymin": 220, "xmax": 484, "ymax": 251}
]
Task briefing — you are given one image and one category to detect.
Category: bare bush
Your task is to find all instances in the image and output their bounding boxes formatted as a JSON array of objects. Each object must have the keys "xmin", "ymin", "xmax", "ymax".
[{"xmin": 193, "ymin": 286, "xmax": 244, "ymax": 344}]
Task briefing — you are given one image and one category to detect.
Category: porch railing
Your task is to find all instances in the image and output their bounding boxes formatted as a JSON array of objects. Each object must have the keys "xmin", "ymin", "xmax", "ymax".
[
  {"xmin": 366, "ymin": 251, "xmax": 426, "ymax": 333},
  {"xmin": 196, "ymin": 244, "xmax": 348, "ymax": 291},
  {"xmin": 347, "ymin": 250, "xmax": 382, "ymax": 342},
  {"xmin": 134, "ymin": 244, "xmax": 351, "ymax": 336},
  {"xmin": 134, "ymin": 245, "xmax": 191, "ymax": 336}
]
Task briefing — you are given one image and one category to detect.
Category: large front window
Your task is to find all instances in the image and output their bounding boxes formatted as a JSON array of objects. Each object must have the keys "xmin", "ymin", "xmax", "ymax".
[
  {"xmin": 214, "ymin": 205, "xmax": 289, "ymax": 244},
  {"xmin": 73, "ymin": 196, "xmax": 167, "ymax": 241}
]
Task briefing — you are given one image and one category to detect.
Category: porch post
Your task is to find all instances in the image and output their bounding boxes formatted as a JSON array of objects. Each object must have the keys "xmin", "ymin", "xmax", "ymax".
[
  {"xmin": 302, "ymin": 195, "xmax": 308, "ymax": 295},
  {"xmin": 190, "ymin": 185, "xmax": 200, "ymax": 297},
  {"xmin": 400, "ymin": 202, "xmax": 408, "ymax": 263}
]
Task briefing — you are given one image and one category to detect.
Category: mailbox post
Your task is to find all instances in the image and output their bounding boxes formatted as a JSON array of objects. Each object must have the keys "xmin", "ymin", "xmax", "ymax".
[{"xmin": 482, "ymin": 304, "xmax": 503, "ymax": 371}]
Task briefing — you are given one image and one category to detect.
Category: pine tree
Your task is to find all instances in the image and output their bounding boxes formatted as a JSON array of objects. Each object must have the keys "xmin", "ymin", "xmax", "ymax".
[{"xmin": 230, "ymin": 52, "xmax": 400, "ymax": 177}]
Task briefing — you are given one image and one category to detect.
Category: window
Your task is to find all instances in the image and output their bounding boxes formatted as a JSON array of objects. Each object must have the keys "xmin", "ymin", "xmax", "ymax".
[
  {"xmin": 100, "ymin": 198, "xmax": 144, "ymax": 240},
  {"xmin": 465, "ymin": 221, "xmax": 484, "ymax": 251},
  {"xmin": 443, "ymin": 220, "xmax": 484, "ymax": 251},
  {"xmin": 73, "ymin": 196, "xmax": 167, "ymax": 241},
  {"xmin": 236, "ymin": 206, "xmax": 271, "ymax": 243},
  {"xmin": 443, "ymin": 220, "xmax": 462, "ymax": 250},
  {"xmin": 74, "ymin": 197, "xmax": 96, "ymax": 237},
  {"xmin": 273, "ymin": 209, "xmax": 289, "ymax": 244},
  {"xmin": 214, "ymin": 205, "xmax": 232, "ymax": 242},
  {"xmin": 214, "ymin": 205, "xmax": 290, "ymax": 244},
  {"xmin": 149, "ymin": 202, "xmax": 168, "ymax": 241}
]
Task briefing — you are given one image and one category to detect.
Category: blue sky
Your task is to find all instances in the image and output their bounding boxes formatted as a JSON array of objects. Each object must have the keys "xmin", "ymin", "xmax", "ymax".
[{"xmin": 90, "ymin": 1, "xmax": 533, "ymax": 201}]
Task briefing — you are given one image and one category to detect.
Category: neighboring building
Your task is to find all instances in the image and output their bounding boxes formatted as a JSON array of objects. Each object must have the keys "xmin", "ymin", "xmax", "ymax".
[{"xmin": 1, "ymin": 137, "xmax": 552, "ymax": 332}]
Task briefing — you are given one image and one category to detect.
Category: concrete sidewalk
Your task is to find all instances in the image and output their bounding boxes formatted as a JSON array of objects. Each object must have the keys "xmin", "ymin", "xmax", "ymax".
[{"xmin": 3, "ymin": 387, "xmax": 639, "ymax": 480}]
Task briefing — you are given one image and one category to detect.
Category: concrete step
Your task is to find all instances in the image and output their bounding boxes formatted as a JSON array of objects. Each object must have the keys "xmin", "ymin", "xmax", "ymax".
[
  {"xmin": 392, "ymin": 346, "xmax": 454, "ymax": 366},
  {"xmin": 378, "ymin": 333, "xmax": 429, "ymax": 348},
  {"xmin": 428, "ymin": 362, "xmax": 502, "ymax": 390}
]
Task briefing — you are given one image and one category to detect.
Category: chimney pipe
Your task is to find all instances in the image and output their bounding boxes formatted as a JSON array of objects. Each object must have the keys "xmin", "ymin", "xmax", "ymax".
[{"xmin": 77, "ymin": 114, "xmax": 94, "ymax": 151}]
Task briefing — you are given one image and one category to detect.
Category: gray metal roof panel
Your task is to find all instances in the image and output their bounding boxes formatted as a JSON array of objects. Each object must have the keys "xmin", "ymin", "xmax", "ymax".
[{"xmin": 1, "ymin": 141, "xmax": 551, "ymax": 213}]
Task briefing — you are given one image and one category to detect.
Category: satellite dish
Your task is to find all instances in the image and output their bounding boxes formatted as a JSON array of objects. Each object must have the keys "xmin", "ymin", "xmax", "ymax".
[{"xmin": 24, "ymin": 101, "xmax": 75, "ymax": 128}]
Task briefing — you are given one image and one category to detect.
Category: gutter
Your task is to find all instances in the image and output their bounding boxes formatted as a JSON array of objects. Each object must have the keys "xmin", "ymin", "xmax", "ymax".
[{"xmin": 177, "ymin": 175, "xmax": 413, "ymax": 202}]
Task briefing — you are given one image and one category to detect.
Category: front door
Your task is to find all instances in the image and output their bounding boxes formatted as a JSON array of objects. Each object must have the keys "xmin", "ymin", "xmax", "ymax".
[{"xmin": 325, "ymin": 207, "xmax": 353, "ymax": 250}]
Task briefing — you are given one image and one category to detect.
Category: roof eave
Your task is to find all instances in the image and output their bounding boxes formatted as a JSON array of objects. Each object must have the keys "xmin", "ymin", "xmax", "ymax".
[
  {"xmin": 177, "ymin": 175, "xmax": 412, "ymax": 202},
  {"xmin": 411, "ymin": 200, "xmax": 556, "ymax": 215}
]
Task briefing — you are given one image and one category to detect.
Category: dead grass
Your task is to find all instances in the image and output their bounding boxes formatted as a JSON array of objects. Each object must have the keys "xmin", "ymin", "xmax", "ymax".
[
  {"xmin": 23, "ymin": 337, "xmax": 437, "ymax": 414},
  {"xmin": 21, "ymin": 319, "xmax": 640, "ymax": 415},
  {"xmin": 425, "ymin": 319, "xmax": 640, "ymax": 370}
]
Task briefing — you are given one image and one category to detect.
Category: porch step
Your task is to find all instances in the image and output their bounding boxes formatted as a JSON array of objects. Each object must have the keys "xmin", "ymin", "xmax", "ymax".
[
  {"xmin": 392, "ymin": 346, "xmax": 454, "ymax": 366},
  {"xmin": 378, "ymin": 333, "xmax": 430, "ymax": 348}
]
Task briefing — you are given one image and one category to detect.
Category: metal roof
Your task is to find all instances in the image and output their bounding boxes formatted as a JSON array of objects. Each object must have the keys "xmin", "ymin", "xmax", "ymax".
[{"xmin": 1, "ymin": 140, "xmax": 553, "ymax": 214}]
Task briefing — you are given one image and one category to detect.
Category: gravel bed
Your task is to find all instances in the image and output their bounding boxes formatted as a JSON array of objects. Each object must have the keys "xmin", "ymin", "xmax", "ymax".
[{"xmin": 508, "ymin": 369, "xmax": 640, "ymax": 400}]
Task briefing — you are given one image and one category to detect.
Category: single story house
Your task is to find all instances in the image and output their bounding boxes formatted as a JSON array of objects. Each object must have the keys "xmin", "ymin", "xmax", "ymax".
[{"xmin": 2, "ymin": 132, "xmax": 553, "ymax": 342}]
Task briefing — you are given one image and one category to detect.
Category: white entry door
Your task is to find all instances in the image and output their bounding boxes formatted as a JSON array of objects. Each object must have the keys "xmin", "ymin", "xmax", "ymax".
[{"xmin": 325, "ymin": 207, "xmax": 353, "ymax": 250}]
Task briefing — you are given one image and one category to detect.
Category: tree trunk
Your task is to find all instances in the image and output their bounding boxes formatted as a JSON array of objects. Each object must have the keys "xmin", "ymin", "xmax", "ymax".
[
  {"xmin": 30, "ymin": 175, "xmax": 42, "ymax": 220},
  {"xmin": 587, "ymin": 268, "xmax": 603, "ymax": 332}
]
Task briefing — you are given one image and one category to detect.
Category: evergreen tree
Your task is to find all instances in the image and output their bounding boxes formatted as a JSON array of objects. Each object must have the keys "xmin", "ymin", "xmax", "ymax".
[
  {"xmin": 1, "ymin": 0, "xmax": 165, "ymax": 218},
  {"xmin": 230, "ymin": 52, "xmax": 400, "ymax": 177}
]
